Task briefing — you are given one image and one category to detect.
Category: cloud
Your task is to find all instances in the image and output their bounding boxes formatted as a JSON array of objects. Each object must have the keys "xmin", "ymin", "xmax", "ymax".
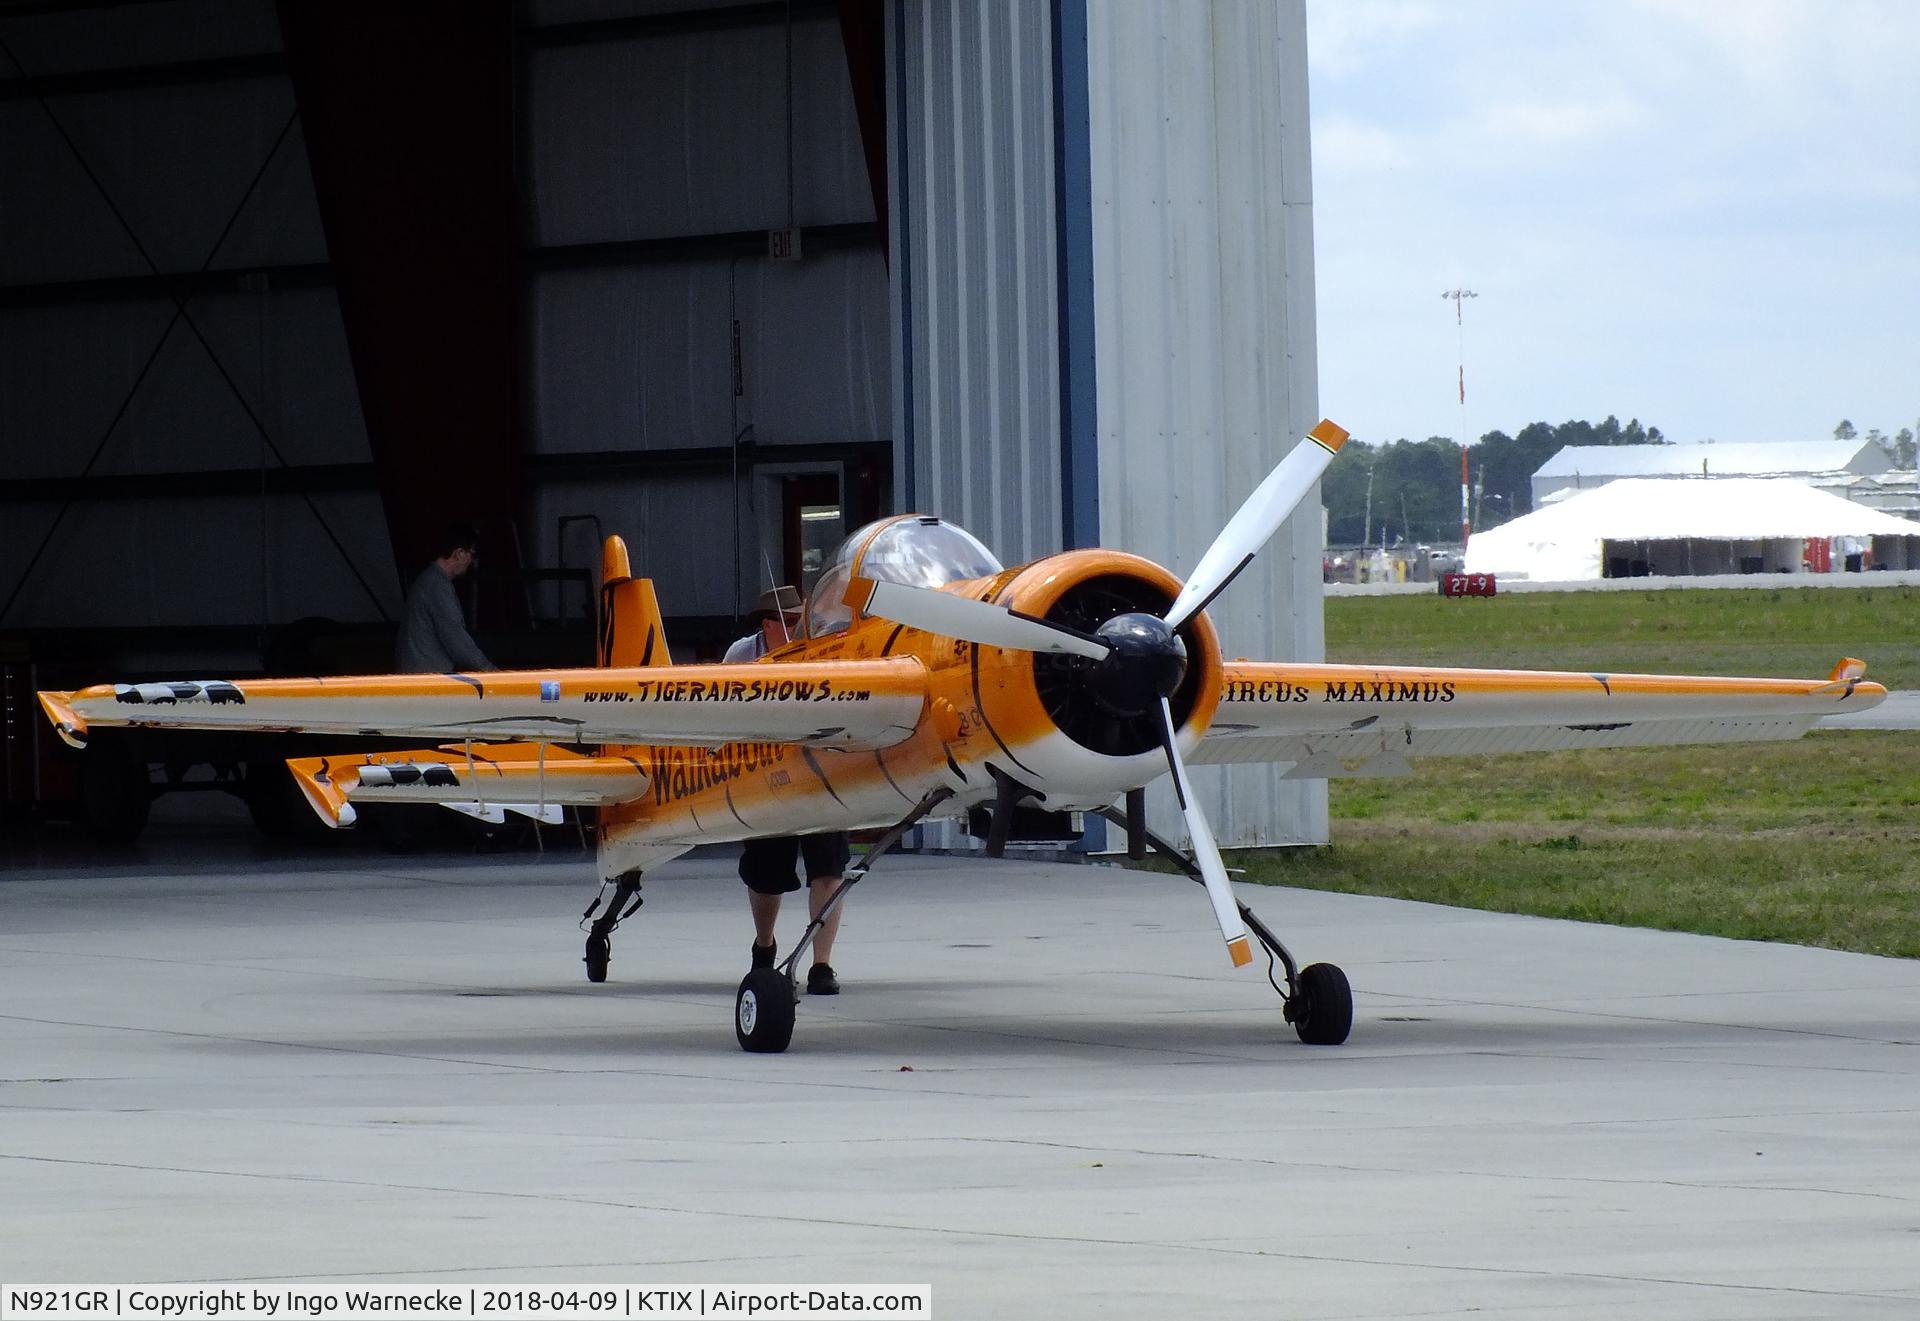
[
  {"xmin": 1305, "ymin": 0, "xmax": 1920, "ymax": 446},
  {"xmin": 1472, "ymin": 95, "xmax": 1648, "ymax": 147},
  {"xmin": 1307, "ymin": 0, "xmax": 1443, "ymax": 77},
  {"xmin": 1313, "ymin": 114, "xmax": 1413, "ymax": 171}
]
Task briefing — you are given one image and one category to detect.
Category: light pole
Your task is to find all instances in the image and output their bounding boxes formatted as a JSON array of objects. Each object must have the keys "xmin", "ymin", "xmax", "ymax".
[{"xmin": 1441, "ymin": 288, "xmax": 1478, "ymax": 546}]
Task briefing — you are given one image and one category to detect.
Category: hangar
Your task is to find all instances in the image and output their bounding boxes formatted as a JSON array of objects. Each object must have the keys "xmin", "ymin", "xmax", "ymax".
[{"xmin": 0, "ymin": 0, "xmax": 1325, "ymax": 849}]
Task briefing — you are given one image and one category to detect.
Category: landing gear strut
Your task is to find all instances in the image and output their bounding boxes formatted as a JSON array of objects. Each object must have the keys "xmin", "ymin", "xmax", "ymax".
[
  {"xmin": 735, "ymin": 787, "xmax": 954, "ymax": 1054},
  {"xmin": 1096, "ymin": 805, "xmax": 1352, "ymax": 1045},
  {"xmin": 580, "ymin": 873, "xmax": 643, "ymax": 983}
]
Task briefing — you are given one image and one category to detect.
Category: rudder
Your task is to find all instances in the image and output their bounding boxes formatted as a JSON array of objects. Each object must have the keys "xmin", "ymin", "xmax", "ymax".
[{"xmin": 598, "ymin": 535, "xmax": 671, "ymax": 668}]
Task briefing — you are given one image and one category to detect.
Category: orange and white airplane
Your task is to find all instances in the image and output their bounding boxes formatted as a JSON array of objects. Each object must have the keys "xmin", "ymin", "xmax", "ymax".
[{"xmin": 38, "ymin": 420, "xmax": 1886, "ymax": 1052}]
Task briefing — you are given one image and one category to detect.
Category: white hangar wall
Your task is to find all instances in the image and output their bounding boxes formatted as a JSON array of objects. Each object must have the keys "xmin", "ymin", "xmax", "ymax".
[
  {"xmin": 888, "ymin": 0, "xmax": 1325, "ymax": 849},
  {"xmin": 1087, "ymin": 0, "xmax": 1327, "ymax": 846}
]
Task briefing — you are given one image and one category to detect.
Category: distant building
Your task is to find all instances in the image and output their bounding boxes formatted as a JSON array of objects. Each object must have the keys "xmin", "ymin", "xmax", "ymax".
[
  {"xmin": 1467, "ymin": 478, "xmax": 1920, "ymax": 582},
  {"xmin": 1531, "ymin": 440, "xmax": 1891, "ymax": 508},
  {"xmin": 1824, "ymin": 470, "xmax": 1920, "ymax": 522}
]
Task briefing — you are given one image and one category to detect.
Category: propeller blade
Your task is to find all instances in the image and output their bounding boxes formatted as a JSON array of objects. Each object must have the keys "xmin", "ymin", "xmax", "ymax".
[
  {"xmin": 1164, "ymin": 419, "xmax": 1349, "ymax": 631},
  {"xmin": 1156, "ymin": 697, "xmax": 1254, "ymax": 968},
  {"xmin": 850, "ymin": 578, "xmax": 1111, "ymax": 661}
]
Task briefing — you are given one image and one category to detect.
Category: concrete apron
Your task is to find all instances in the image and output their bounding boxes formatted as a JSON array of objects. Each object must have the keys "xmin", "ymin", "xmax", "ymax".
[{"xmin": 3, "ymin": 848, "xmax": 1917, "ymax": 1318}]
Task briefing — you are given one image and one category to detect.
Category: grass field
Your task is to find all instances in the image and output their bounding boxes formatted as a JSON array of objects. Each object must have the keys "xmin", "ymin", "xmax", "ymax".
[
  {"xmin": 1326, "ymin": 582, "xmax": 1920, "ymax": 689},
  {"xmin": 1222, "ymin": 585, "xmax": 1920, "ymax": 957}
]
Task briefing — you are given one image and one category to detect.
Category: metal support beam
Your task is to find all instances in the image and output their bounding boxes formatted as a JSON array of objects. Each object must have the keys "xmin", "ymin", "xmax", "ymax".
[
  {"xmin": 0, "ymin": 463, "xmax": 379, "ymax": 505},
  {"xmin": 523, "ymin": 0, "xmax": 836, "ymax": 48},
  {"xmin": 1053, "ymin": 0, "xmax": 1099, "ymax": 551},
  {"xmin": 0, "ymin": 222, "xmax": 881, "ymax": 309},
  {"xmin": 0, "ymin": 264, "xmax": 334, "ymax": 310},
  {"xmin": 527, "ymin": 440, "xmax": 893, "ymax": 482},
  {"xmin": 527, "ymin": 223, "xmax": 882, "ymax": 272},
  {"xmin": 0, "ymin": 52, "xmax": 285, "ymax": 102}
]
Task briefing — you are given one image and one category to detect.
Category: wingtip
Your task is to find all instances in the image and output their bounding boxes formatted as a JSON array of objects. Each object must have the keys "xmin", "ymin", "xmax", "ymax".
[
  {"xmin": 286, "ymin": 757, "xmax": 355, "ymax": 829},
  {"xmin": 1829, "ymin": 657, "xmax": 1867, "ymax": 683},
  {"xmin": 37, "ymin": 691, "xmax": 88, "ymax": 749},
  {"xmin": 1308, "ymin": 419, "xmax": 1350, "ymax": 454}
]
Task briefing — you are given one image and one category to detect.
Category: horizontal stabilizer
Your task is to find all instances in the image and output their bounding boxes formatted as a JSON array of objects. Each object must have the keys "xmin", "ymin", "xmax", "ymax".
[
  {"xmin": 286, "ymin": 744, "xmax": 649, "ymax": 829},
  {"xmin": 440, "ymin": 801, "xmax": 563, "ymax": 825}
]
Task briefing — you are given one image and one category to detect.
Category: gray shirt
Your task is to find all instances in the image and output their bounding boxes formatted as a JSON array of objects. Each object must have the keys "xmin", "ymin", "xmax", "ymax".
[
  {"xmin": 723, "ymin": 631, "xmax": 768, "ymax": 664},
  {"xmin": 395, "ymin": 564, "xmax": 494, "ymax": 672}
]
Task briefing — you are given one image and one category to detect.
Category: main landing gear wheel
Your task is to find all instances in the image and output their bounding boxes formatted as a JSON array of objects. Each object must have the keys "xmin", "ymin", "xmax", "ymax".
[
  {"xmin": 584, "ymin": 934, "xmax": 610, "ymax": 983},
  {"xmin": 735, "ymin": 968, "xmax": 796, "ymax": 1053},
  {"xmin": 1289, "ymin": 962, "xmax": 1352, "ymax": 1046}
]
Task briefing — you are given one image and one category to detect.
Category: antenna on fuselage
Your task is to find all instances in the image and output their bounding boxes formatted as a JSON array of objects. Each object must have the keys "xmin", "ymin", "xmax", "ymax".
[{"xmin": 759, "ymin": 545, "xmax": 791, "ymax": 645}]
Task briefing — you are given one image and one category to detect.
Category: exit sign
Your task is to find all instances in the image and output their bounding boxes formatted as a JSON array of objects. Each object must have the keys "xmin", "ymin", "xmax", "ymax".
[{"xmin": 768, "ymin": 228, "xmax": 803, "ymax": 262}]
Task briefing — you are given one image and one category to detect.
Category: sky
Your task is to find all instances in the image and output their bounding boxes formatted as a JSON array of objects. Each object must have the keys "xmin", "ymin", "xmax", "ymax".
[{"xmin": 1304, "ymin": 0, "xmax": 1920, "ymax": 449}]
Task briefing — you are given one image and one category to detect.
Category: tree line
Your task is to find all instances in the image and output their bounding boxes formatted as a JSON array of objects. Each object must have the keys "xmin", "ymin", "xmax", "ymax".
[{"xmin": 1322, "ymin": 415, "xmax": 1662, "ymax": 547}]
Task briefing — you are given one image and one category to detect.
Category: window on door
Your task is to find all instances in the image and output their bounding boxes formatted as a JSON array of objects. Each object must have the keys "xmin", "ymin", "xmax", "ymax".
[{"xmin": 782, "ymin": 473, "xmax": 843, "ymax": 593}]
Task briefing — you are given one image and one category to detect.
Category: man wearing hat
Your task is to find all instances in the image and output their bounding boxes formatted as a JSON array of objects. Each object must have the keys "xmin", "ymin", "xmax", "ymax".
[
  {"xmin": 724, "ymin": 585, "xmax": 806, "ymax": 662},
  {"xmin": 724, "ymin": 586, "xmax": 850, "ymax": 995}
]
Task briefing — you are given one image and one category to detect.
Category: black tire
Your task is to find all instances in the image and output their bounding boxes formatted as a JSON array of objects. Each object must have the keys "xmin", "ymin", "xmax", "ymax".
[
  {"xmin": 584, "ymin": 934, "xmax": 610, "ymax": 983},
  {"xmin": 735, "ymin": 967, "xmax": 796, "ymax": 1053},
  {"xmin": 1292, "ymin": 962, "xmax": 1353, "ymax": 1046}
]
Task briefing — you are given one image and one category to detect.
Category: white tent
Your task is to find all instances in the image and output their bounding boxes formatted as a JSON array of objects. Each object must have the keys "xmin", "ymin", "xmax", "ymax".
[
  {"xmin": 1465, "ymin": 478, "xmax": 1920, "ymax": 581},
  {"xmin": 1530, "ymin": 439, "xmax": 1890, "ymax": 506}
]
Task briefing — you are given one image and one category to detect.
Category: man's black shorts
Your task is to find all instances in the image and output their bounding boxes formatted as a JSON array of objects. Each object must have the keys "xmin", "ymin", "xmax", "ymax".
[{"xmin": 739, "ymin": 833, "xmax": 852, "ymax": 895}]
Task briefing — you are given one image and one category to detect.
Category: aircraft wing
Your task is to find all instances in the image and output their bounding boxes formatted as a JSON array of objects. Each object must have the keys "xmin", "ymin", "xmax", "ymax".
[
  {"xmin": 38, "ymin": 659, "xmax": 928, "ymax": 753},
  {"xmin": 286, "ymin": 743, "xmax": 650, "ymax": 829},
  {"xmin": 1192, "ymin": 658, "xmax": 1886, "ymax": 776}
]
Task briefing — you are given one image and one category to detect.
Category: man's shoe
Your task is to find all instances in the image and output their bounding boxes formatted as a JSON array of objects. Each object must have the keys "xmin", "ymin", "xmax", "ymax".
[
  {"xmin": 751, "ymin": 940, "xmax": 776, "ymax": 969},
  {"xmin": 806, "ymin": 963, "xmax": 840, "ymax": 996}
]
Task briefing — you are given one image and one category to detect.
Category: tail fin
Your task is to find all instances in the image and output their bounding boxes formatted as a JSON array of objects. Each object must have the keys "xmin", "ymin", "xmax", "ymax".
[{"xmin": 598, "ymin": 535, "xmax": 671, "ymax": 668}]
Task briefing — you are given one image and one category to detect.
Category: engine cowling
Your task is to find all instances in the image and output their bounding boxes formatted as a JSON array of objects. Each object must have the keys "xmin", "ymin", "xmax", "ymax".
[{"xmin": 959, "ymin": 550, "xmax": 1223, "ymax": 807}]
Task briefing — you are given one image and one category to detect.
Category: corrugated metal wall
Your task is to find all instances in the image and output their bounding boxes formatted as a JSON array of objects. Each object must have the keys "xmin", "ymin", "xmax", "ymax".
[
  {"xmin": 889, "ymin": 0, "xmax": 1062, "ymax": 566},
  {"xmin": 4, "ymin": 1, "xmax": 895, "ymax": 647},
  {"xmin": 1087, "ymin": 0, "xmax": 1327, "ymax": 846},
  {"xmin": 522, "ymin": 7, "xmax": 890, "ymax": 628},
  {"xmin": 526, "ymin": 15, "xmax": 869, "ymax": 243},
  {"xmin": 0, "ymin": 2, "xmax": 391, "ymax": 633}
]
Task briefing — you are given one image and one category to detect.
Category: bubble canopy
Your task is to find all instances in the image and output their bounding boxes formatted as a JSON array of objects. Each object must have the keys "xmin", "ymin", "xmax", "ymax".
[{"xmin": 806, "ymin": 515, "xmax": 1004, "ymax": 639}]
